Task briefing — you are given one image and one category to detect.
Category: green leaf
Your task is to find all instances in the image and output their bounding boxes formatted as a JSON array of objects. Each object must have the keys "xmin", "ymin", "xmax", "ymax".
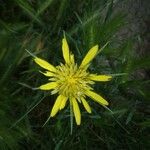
[
  {"xmin": 15, "ymin": 0, "xmax": 42, "ymax": 25},
  {"xmin": 37, "ymin": 0, "xmax": 54, "ymax": 16},
  {"xmin": 130, "ymin": 56, "xmax": 150, "ymax": 71}
]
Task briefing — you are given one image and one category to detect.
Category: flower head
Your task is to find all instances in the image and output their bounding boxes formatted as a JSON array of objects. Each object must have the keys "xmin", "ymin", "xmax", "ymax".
[{"xmin": 33, "ymin": 37, "xmax": 112, "ymax": 125}]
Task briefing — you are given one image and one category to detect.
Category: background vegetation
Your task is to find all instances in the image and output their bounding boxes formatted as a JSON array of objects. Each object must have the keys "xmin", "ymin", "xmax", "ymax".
[{"xmin": 0, "ymin": 0, "xmax": 149, "ymax": 149}]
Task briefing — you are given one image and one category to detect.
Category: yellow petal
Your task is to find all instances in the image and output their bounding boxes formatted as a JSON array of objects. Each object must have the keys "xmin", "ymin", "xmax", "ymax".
[
  {"xmin": 39, "ymin": 82, "xmax": 58, "ymax": 90},
  {"xmin": 85, "ymin": 90, "xmax": 109, "ymax": 106},
  {"xmin": 70, "ymin": 54, "xmax": 75, "ymax": 64},
  {"xmin": 34, "ymin": 57, "xmax": 56, "ymax": 72},
  {"xmin": 80, "ymin": 45, "xmax": 98, "ymax": 68},
  {"xmin": 50, "ymin": 95, "xmax": 63, "ymax": 117},
  {"xmin": 89, "ymin": 74, "xmax": 112, "ymax": 81},
  {"xmin": 62, "ymin": 38, "xmax": 70, "ymax": 64},
  {"xmin": 59, "ymin": 96, "xmax": 68, "ymax": 110},
  {"xmin": 72, "ymin": 98, "xmax": 81, "ymax": 125},
  {"xmin": 81, "ymin": 98, "xmax": 91, "ymax": 113},
  {"xmin": 40, "ymin": 71, "xmax": 54, "ymax": 77}
]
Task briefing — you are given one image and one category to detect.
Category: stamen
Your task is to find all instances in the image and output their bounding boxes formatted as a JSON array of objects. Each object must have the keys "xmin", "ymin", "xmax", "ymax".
[{"xmin": 52, "ymin": 63, "xmax": 92, "ymax": 98}]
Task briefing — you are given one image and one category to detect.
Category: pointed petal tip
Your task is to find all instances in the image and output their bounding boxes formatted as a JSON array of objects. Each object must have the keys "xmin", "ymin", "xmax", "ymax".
[
  {"xmin": 62, "ymin": 37, "xmax": 70, "ymax": 64},
  {"xmin": 81, "ymin": 98, "xmax": 92, "ymax": 114},
  {"xmin": 80, "ymin": 44, "xmax": 99, "ymax": 68},
  {"xmin": 77, "ymin": 122, "xmax": 81, "ymax": 125},
  {"xmin": 62, "ymin": 38, "xmax": 65, "ymax": 43},
  {"xmin": 89, "ymin": 74, "xmax": 112, "ymax": 82},
  {"xmin": 50, "ymin": 95, "xmax": 63, "ymax": 117},
  {"xmin": 94, "ymin": 44, "xmax": 99, "ymax": 49},
  {"xmin": 34, "ymin": 57, "xmax": 56, "ymax": 72},
  {"xmin": 50, "ymin": 114, "xmax": 54, "ymax": 117},
  {"xmin": 99, "ymin": 99, "xmax": 109, "ymax": 106},
  {"xmin": 85, "ymin": 90, "xmax": 109, "ymax": 106},
  {"xmin": 105, "ymin": 101, "xmax": 109, "ymax": 106}
]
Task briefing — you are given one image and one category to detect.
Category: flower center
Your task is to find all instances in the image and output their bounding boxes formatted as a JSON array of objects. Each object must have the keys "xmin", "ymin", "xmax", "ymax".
[
  {"xmin": 54, "ymin": 63, "xmax": 93, "ymax": 98},
  {"xmin": 67, "ymin": 77, "xmax": 76, "ymax": 84}
]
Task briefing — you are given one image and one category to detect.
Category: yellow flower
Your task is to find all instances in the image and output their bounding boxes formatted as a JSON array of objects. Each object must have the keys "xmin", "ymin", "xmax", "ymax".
[{"xmin": 33, "ymin": 37, "xmax": 112, "ymax": 125}]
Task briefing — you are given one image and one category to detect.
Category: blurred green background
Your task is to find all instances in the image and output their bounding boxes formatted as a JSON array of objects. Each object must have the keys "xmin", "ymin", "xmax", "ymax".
[{"xmin": 0, "ymin": 0, "xmax": 149, "ymax": 149}]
